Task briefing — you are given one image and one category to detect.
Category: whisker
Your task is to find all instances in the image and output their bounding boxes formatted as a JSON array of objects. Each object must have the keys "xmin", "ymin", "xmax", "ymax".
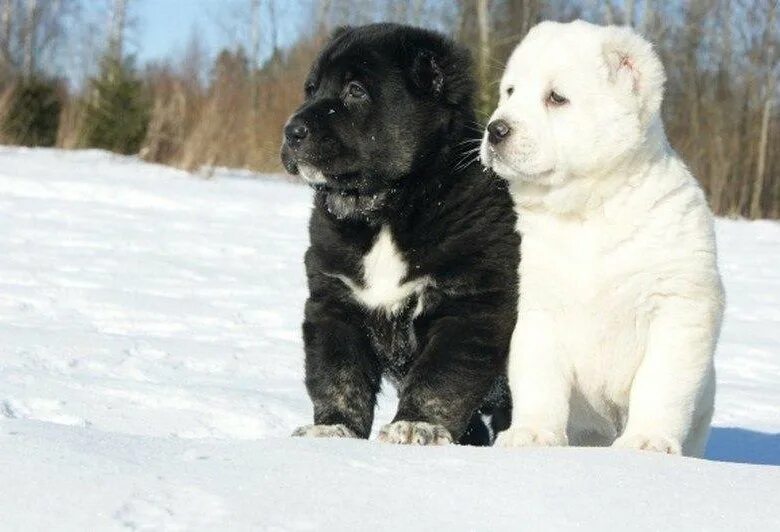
[
  {"xmin": 453, "ymin": 149, "xmax": 479, "ymax": 166},
  {"xmin": 455, "ymin": 146, "xmax": 482, "ymax": 156},
  {"xmin": 452, "ymin": 146, "xmax": 483, "ymax": 172},
  {"xmin": 454, "ymin": 139, "xmax": 482, "ymax": 147},
  {"xmin": 454, "ymin": 155, "xmax": 481, "ymax": 173}
]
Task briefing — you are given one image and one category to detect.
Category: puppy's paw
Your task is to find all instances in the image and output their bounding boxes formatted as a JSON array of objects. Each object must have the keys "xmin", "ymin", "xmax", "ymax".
[
  {"xmin": 291, "ymin": 424, "xmax": 358, "ymax": 438},
  {"xmin": 612, "ymin": 433, "xmax": 682, "ymax": 455},
  {"xmin": 495, "ymin": 426, "xmax": 566, "ymax": 448},
  {"xmin": 376, "ymin": 421, "xmax": 452, "ymax": 445}
]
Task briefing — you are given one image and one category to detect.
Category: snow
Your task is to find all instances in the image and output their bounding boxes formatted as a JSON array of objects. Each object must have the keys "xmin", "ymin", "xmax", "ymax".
[{"xmin": 0, "ymin": 147, "xmax": 778, "ymax": 530}]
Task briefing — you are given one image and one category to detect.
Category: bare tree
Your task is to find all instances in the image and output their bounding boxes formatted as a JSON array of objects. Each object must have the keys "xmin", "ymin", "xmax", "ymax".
[
  {"xmin": 476, "ymin": 0, "xmax": 490, "ymax": 116},
  {"xmin": 600, "ymin": 0, "xmax": 616, "ymax": 24},
  {"xmin": 249, "ymin": 0, "xmax": 260, "ymax": 70},
  {"xmin": 180, "ymin": 25, "xmax": 206, "ymax": 88},
  {"xmin": 0, "ymin": 0, "xmax": 14, "ymax": 71},
  {"xmin": 108, "ymin": 0, "xmax": 127, "ymax": 61},
  {"xmin": 21, "ymin": 0, "xmax": 40, "ymax": 78},
  {"xmin": 0, "ymin": 0, "xmax": 78, "ymax": 80},
  {"xmin": 625, "ymin": 0, "xmax": 636, "ymax": 26},
  {"xmin": 315, "ymin": 0, "xmax": 332, "ymax": 35},
  {"xmin": 750, "ymin": 0, "xmax": 777, "ymax": 218},
  {"xmin": 267, "ymin": 0, "xmax": 277, "ymax": 57}
]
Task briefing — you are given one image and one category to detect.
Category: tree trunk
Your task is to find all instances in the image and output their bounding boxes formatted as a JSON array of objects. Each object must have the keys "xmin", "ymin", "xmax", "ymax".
[
  {"xmin": 315, "ymin": 0, "xmax": 331, "ymax": 38},
  {"xmin": 22, "ymin": 0, "xmax": 38, "ymax": 79},
  {"xmin": 751, "ymin": 97, "xmax": 774, "ymax": 219},
  {"xmin": 249, "ymin": 0, "xmax": 260, "ymax": 71},
  {"xmin": 476, "ymin": 0, "xmax": 490, "ymax": 118},
  {"xmin": 749, "ymin": 0, "xmax": 776, "ymax": 219},
  {"xmin": 1, "ymin": 0, "xmax": 11, "ymax": 46},
  {"xmin": 521, "ymin": 0, "xmax": 533, "ymax": 36},
  {"xmin": 109, "ymin": 0, "xmax": 127, "ymax": 61},
  {"xmin": 601, "ymin": 1, "xmax": 616, "ymax": 24},
  {"xmin": 268, "ymin": 0, "xmax": 277, "ymax": 61},
  {"xmin": 626, "ymin": 0, "xmax": 636, "ymax": 26},
  {"xmin": 0, "ymin": 0, "xmax": 13, "ymax": 70}
]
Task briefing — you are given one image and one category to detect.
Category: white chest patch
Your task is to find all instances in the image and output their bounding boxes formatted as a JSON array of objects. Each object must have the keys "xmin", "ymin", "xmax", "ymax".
[{"xmin": 336, "ymin": 226, "xmax": 429, "ymax": 315}]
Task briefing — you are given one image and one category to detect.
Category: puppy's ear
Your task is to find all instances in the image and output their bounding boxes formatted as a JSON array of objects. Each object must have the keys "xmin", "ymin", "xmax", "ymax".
[
  {"xmin": 410, "ymin": 50, "xmax": 445, "ymax": 97},
  {"xmin": 602, "ymin": 27, "xmax": 666, "ymax": 125}
]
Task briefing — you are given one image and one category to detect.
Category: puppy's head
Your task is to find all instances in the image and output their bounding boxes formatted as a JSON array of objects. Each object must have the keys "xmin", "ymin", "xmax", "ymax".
[
  {"xmin": 281, "ymin": 24, "xmax": 474, "ymax": 220},
  {"xmin": 481, "ymin": 20, "xmax": 665, "ymax": 187}
]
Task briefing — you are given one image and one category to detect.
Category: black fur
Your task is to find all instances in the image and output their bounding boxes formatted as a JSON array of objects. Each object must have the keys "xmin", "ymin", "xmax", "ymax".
[{"xmin": 282, "ymin": 24, "xmax": 518, "ymax": 444}]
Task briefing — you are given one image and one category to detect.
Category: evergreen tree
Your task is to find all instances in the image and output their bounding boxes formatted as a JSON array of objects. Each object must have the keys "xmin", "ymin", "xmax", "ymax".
[
  {"xmin": 79, "ymin": 57, "xmax": 150, "ymax": 155},
  {"xmin": 1, "ymin": 79, "xmax": 62, "ymax": 147}
]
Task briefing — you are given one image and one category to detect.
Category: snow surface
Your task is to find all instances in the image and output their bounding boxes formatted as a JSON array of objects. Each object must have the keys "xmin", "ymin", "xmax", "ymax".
[{"xmin": 0, "ymin": 147, "xmax": 778, "ymax": 530}]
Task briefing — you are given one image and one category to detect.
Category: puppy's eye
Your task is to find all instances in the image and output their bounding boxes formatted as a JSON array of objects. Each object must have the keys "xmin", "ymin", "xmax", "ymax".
[
  {"xmin": 345, "ymin": 81, "xmax": 368, "ymax": 101},
  {"xmin": 304, "ymin": 82, "xmax": 315, "ymax": 97},
  {"xmin": 547, "ymin": 90, "xmax": 568, "ymax": 106},
  {"xmin": 506, "ymin": 86, "xmax": 514, "ymax": 97}
]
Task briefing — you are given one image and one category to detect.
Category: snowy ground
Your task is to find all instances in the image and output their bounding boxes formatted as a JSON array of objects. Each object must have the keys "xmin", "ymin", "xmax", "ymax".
[{"xmin": 0, "ymin": 147, "xmax": 778, "ymax": 530}]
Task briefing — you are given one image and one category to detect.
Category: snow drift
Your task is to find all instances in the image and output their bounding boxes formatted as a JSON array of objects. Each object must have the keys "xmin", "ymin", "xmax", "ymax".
[{"xmin": 0, "ymin": 148, "xmax": 778, "ymax": 530}]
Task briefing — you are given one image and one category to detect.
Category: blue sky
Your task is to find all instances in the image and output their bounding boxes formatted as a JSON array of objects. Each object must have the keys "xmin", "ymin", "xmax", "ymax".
[
  {"xmin": 134, "ymin": 0, "xmax": 229, "ymax": 63},
  {"xmin": 132, "ymin": 0, "xmax": 306, "ymax": 65}
]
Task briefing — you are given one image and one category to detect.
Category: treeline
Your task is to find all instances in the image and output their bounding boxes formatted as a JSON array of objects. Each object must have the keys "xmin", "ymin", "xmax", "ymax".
[{"xmin": 0, "ymin": 0, "xmax": 777, "ymax": 218}]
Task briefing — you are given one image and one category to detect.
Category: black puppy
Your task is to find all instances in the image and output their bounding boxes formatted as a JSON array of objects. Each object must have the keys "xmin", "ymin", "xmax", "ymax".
[{"xmin": 281, "ymin": 24, "xmax": 518, "ymax": 445}]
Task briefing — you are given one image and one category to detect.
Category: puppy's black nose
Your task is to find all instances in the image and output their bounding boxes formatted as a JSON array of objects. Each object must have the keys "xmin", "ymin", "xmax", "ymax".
[
  {"xmin": 487, "ymin": 119, "xmax": 511, "ymax": 145},
  {"xmin": 284, "ymin": 121, "xmax": 309, "ymax": 145}
]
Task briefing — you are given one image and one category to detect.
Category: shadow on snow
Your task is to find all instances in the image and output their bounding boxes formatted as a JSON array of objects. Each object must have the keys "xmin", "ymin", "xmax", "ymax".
[{"xmin": 706, "ymin": 427, "xmax": 780, "ymax": 465}]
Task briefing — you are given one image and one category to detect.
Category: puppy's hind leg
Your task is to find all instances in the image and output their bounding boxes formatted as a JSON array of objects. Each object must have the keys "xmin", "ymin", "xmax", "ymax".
[
  {"xmin": 684, "ymin": 373, "xmax": 716, "ymax": 457},
  {"xmin": 613, "ymin": 297, "xmax": 720, "ymax": 457},
  {"xmin": 457, "ymin": 412, "xmax": 493, "ymax": 446},
  {"xmin": 684, "ymin": 407, "xmax": 713, "ymax": 458},
  {"xmin": 463, "ymin": 383, "xmax": 511, "ymax": 446}
]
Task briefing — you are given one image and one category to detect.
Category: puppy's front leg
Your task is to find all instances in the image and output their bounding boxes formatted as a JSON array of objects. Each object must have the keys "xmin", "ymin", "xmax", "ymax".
[
  {"xmin": 379, "ymin": 308, "xmax": 506, "ymax": 445},
  {"xmin": 613, "ymin": 296, "xmax": 721, "ymax": 456},
  {"xmin": 292, "ymin": 297, "xmax": 381, "ymax": 439},
  {"xmin": 497, "ymin": 310, "xmax": 571, "ymax": 448}
]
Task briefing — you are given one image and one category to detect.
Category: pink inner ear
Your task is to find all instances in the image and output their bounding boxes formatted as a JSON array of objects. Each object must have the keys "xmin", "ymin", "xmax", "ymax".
[{"xmin": 618, "ymin": 54, "xmax": 640, "ymax": 93}]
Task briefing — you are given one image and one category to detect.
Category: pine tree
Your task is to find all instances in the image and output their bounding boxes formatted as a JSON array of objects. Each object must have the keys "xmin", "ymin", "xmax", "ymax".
[
  {"xmin": 1, "ymin": 78, "xmax": 62, "ymax": 147},
  {"xmin": 79, "ymin": 57, "xmax": 150, "ymax": 155}
]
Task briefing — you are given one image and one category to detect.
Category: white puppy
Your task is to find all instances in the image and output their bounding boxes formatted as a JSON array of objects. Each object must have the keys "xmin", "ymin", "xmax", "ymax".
[{"xmin": 481, "ymin": 20, "xmax": 724, "ymax": 457}]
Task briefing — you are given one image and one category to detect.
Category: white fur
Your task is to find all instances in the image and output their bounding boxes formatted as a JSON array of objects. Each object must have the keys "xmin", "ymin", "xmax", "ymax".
[
  {"xmin": 377, "ymin": 421, "xmax": 452, "ymax": 445},
  {"xmin": 483, "ymin": 21, "xmax": 724, "ymax": 457},
  {"xmin": 298, "ymin": 164, "xmax": 328, "ymax": 185},
  {"xmin": 291, "ymin": 424, "xmax": 357, "ymax": 438},
  {"xmin": 334, "ymin": 225, "xmax": 429, "ymax": 315}
]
